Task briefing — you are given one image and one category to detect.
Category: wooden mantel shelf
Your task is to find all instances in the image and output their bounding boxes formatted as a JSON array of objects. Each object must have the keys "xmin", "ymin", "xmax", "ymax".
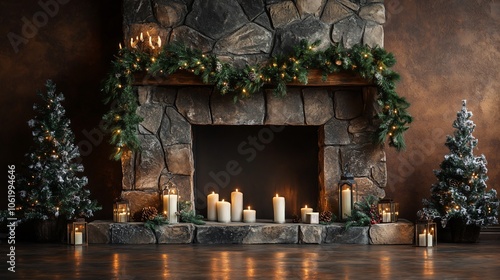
[{"xmin": 132, "ymin": 69, "xmax": 373, "ymax": 87}]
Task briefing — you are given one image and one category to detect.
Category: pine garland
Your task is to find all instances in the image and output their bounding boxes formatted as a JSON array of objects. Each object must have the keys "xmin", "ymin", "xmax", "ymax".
[{"xmin": 103, "ymin": 40, "xmax": 412, "ymax": 159}]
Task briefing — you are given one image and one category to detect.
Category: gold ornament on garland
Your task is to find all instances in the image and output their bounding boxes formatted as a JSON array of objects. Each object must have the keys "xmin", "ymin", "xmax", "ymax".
[{"xmin": 103, "ymin": 40, "xmax": 412, "ymax": 160}]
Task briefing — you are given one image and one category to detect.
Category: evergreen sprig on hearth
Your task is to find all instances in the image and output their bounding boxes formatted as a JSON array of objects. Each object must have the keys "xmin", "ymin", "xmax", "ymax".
[
  {"xmin": 418, "ymin": 100, "xmax": 499, "ymax": 227},
  {"xmin": 345, "ymin": 195, "xmax": 381, "ymax": 229},
  {"xmin": 178, "ymin": 201, "xmax": 205, "ymax": 225}
]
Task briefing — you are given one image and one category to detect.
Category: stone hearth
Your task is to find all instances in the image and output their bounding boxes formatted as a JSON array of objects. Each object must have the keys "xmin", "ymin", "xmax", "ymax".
[
  {"xmin": 120, "ymin": 0, "xmax": 389, "ymax": 220},
  {"xmin": 88, "ymin": 220, "xmax": 415, "ymax": 245}
]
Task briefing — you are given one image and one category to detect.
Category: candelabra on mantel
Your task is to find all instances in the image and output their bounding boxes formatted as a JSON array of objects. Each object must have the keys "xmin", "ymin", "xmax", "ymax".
[{"xmin": 121, "ymin": 31, "xmax": 162, "ymax": 55}]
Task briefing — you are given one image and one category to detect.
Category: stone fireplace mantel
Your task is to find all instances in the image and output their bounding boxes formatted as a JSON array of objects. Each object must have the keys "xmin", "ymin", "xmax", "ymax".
[{"xmin": 120, "ymin": 0, "xmax": 389, "ymax": 220}]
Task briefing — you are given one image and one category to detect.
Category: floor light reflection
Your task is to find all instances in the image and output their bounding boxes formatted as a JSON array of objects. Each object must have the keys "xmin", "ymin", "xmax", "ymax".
[
  {"xmin": 162, "ymin": 253, "xmax": 170, "ymax": 279},
  {"xmin": 423, "ymin": 249, "xmax": 435, "ymax": 276},
  {"xmin": 112, "ymin": 253, "xmax": 120, "ymax": 278},
  {"xmin": 246, "ymin": 256, "xmax": 255, "ymax": 278}
]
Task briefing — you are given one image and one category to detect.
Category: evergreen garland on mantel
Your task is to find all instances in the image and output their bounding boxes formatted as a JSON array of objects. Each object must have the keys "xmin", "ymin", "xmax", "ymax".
[{"xmin": 103, "ymin": 40, "xmax": 412, "ymax": 160}]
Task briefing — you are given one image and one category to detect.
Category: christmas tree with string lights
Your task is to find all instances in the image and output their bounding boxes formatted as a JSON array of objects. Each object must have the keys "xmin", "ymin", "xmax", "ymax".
[
  {"xmin": 18, "ymin": 80, "xmax": 100, "ymax": 221},
  {"xmin": 418, "ymin": 100, "xmax": 498, "ymax": 230}
]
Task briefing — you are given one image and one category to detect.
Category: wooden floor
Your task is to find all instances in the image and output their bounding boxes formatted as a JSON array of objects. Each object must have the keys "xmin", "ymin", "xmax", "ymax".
[{"xmin": 2, "ymin": 240, "xmax": 500, "ymax": 279}]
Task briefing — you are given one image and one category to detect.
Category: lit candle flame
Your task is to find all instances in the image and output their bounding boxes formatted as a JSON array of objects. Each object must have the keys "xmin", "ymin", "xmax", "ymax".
[
  {"xmin": 236, "ymin": 189, "xmax": 239, "ymax": 192},
  {"xmin": 248, "ymin": 206, "xmax": 251, "ymax": 210},
  {"xmin": 212, "ymin": 191, "xmax": 215, "ymax": 194},
  {"xmin": 276, "ymin": 194, "xmax": 279, "ymax": 197}
]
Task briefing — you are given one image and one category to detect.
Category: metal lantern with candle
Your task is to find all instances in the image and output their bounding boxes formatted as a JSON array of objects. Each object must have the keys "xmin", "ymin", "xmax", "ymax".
[
  {"xmin": 67, "ymin": 219, "xmax": 88, "ymax": 246},
  {"xmin": 338, "ymin": 164, "xmax": 357, "ymax": 221},
  {"xmin": 415, "ymin": 221, "xmax": 437, "ymax": 247},
  {"xmin": 162, "ymin": 182, "xmax": 179, "ymax": 224},
  {"xmin": 378, "ymin": 198, "xmax": 399, "ymax": 223},
  {"xmin": 113, "ymin": 199, "xmax": 130, "ymax": 223}
]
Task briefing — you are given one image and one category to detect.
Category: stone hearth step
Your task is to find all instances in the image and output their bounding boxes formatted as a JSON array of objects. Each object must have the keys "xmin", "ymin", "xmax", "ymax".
[
  {"xmin": 369, "ymin": 219, "xmax": 414, "ymax": 245},
  {"xmin": 88, "ymin": 220, "xmax": 413, "ymax": 245}
]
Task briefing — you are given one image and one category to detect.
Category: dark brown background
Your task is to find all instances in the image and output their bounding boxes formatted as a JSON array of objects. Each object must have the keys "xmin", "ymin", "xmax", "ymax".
[{"xmin": 1, "ymin": 0, "xmax": 498, "ymax": 221}]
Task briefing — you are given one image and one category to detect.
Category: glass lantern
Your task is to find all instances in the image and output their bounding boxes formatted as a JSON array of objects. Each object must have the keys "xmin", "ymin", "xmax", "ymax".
[
  {"xmin": 162, "ymin": 184, "xmax": 179, "ymax": 223},
  {"xmin": 338, "ymin": 164, "xmax": 357, "ymax": 221},
  {"xmin": 378, "ymin": 198, "xmax": 399, "ymax": 223},
  {"xmin": 113, "ymin": 200, "xmax": 130, "ymax": 223},
  {"xmin": 415, "ymin": 221, "xmax": 437, "ymax": 247},
  {"xmin": 67, "ymin": 219, "xmax": 88, "ymax": 246}
]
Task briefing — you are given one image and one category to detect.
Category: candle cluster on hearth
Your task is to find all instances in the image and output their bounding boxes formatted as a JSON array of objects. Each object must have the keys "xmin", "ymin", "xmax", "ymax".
[
  {"xmin": 206, "ymin": 190, "xmax": 321, "ymax": 224},
  {"xmin": 207, "ymin": 189, "xmax": 256, "ymax": 223}
]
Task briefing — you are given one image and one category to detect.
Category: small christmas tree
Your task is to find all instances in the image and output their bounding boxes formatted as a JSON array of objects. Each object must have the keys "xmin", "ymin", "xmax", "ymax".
[
  {"xmin": 18, "ymin": 80, "xmax": 100, "ymax": 221},
  {"xmin": 418, "ymin": 100, "xmax": 498, "ymax": 228}
]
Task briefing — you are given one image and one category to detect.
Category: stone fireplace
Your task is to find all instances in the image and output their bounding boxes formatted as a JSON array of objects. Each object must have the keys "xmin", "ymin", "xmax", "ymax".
[{"xmin": 120, "ymin": 0, "xmax": 388, "ymax": 221}]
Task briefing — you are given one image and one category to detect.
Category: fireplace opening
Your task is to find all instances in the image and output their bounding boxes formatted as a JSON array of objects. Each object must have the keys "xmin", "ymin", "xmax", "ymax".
[{"xmin": 193, "ymin": 125, "xmax": 319, "ymax": 220}]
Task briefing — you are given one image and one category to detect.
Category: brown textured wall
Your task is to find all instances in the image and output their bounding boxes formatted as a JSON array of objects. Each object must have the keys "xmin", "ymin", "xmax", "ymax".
[
  {"xmin": 0, "ymin": 0, "xmax": 123, "ymax": 219},
  {"xmin": 1, "ymin": 1, "xmax": 498, "ymax": 223},
  {"xmin": 384, "ymin": 0, "xmax": 500, "ymax": 220}
]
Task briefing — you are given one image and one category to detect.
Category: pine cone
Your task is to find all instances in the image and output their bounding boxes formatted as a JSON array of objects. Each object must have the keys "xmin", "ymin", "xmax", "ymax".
[
  {"xmin": 141, "ymin": 206, "xmax": 158, "ymax": 221},
  {"xmin": 320, "ymin": 211, "xmax": 333, "ymax": 223}
]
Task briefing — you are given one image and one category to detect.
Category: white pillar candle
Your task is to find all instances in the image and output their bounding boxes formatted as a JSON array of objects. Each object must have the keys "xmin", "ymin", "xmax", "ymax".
[
  {"xmin": 164, "ymin": 194, "xmax": 178, "ymax": 223},
  {"xmin": 418, "ymin": 230, "xmax": 433, "ymax": 247},
  {"xmin": 74, "ymin": 231, "xmax": 83, "ymax": 245},
  {"xmin": 243, "ymin": 206, "xmax": 256, "ymax": 223},
  {"xmin": 118, "ymin": 212, "xmax": 127, "ymax": 223},
  {"xmin": 382, "ymin": 210, "xmax": 391, "ymax": 223},
  {"xmin": 300, "ymin": 205, "xmax": 313, "ymax": 222},
  {"xmin": 273, "ymin": 194, "xmax": 285, "ymax": 223},
  {"xmin": 306, "ymin": 212, "xmax": 319, "ymax": 224},
  {"xmin": 207, "ymin": 192, "xmax": 219, "ymax": 221},
  {"xmin": 162, "ymin": 194, "xmax": 168, "ymax": 214},
  {"xmin": 231, "ymin": 189, "xmax": 243, "ymax": 222},
  {"xmin": 217, "ymin": 199, "xmax": 231, "ymax": 223},
  {"xmin": 341, "ymin": 188, "xmax": 351, "ymax": 219}
]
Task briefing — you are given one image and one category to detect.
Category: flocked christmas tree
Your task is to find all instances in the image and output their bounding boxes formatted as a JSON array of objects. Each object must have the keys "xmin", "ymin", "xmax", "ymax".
[
  {"xmin": 418, "ymin": 100, "xmax": 498, "ymax": 228},
  {"xmin": 18, "ymin": 80, "xmax": 100, "ymax": 221}
]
